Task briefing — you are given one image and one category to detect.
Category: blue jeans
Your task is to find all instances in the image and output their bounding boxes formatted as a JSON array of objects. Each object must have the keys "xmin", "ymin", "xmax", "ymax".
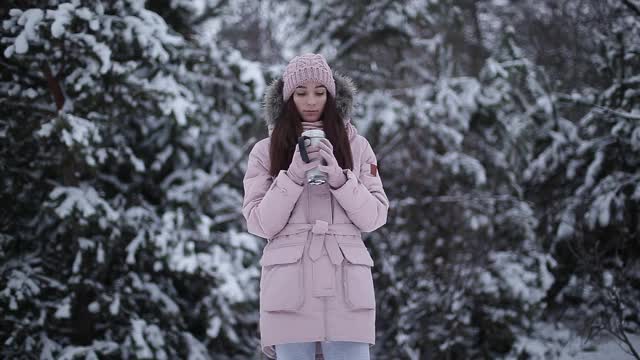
[{"xmin": 275, "ymin": 341, "xmax": 370, "ymax": 360}]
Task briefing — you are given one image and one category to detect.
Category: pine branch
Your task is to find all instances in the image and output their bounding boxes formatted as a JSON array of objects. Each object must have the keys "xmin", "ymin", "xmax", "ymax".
[
  {"xmin": 0, "ymin": 99, "xmax": 57, "ymax": 114},
  {"xmin": 621, "ymin": 0, "xmax": 640, "ymax": 17},
  {"xmin": 556, "ymin": 93, "xmax": 640, "ymax": 120},
  {"xmin": 392, "ymin": 194, "xmax": 531, "ymax": 206},
  {"xmin": 207, "ymin": 138, "xmax": 256, "ymax": 189}
]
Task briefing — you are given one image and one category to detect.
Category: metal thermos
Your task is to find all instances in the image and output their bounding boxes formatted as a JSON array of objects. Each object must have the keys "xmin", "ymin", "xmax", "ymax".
[{"xmin": 298, "ymin": 129, "xmax": 328, "ymax": 185}]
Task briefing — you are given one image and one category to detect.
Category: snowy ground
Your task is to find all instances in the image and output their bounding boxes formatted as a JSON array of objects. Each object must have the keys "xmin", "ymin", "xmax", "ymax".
[{"xmin": 559, "ymin": 333, "xmax": 640, "ymax": 359}]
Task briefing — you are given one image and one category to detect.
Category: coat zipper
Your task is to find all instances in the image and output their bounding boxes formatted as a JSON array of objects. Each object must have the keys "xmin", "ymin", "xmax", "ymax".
[
  {"xmin": 307, "ymin": 185, "xmax": 328, "ymax": 342},
  {"xmin": 323, "ymin": 296, "xmax": 328, "ymax": 341},
  {"xmin": 306, "ymin": 185, "xmax": 310, "ymax": 221},
  {"xmin": 325, "ymin": 189, "xmax": 334, "ymax": 342}
]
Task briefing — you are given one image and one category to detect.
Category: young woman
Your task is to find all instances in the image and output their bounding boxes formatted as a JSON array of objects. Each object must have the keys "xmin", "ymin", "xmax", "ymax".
[{"xmin": 242, "ymin": 53, "xmax": 389, "ymax": 360}]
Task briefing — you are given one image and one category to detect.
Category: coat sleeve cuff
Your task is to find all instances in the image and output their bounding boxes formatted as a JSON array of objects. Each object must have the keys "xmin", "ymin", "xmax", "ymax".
[
  {"xmin": 328, "ymin": 169, "xmax": 363, "ymax": 211},
  {"xmin": 274, "ymin": 170, "xmax": 305, "ymax": 195},
  {"xmin": 328, "ymin": 168, "xmax": 349, "ymax": 190}
]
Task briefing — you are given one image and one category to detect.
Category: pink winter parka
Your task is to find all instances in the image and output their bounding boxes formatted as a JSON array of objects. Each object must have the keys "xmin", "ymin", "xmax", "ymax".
[{"xmin": 242, "ymin": 73, "xmax": 389, "ymax": 359}]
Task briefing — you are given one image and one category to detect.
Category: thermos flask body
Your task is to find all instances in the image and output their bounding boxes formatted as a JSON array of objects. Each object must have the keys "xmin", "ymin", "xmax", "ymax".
[{"xmin": 299, "ymin": 129, "xmax": 328, "ymax": 185}]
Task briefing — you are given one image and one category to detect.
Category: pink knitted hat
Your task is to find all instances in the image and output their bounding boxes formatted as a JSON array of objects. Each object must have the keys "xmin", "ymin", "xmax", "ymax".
[{"xmin": 282, "ymin": 53, "xmax": 336, "ymax": 100}]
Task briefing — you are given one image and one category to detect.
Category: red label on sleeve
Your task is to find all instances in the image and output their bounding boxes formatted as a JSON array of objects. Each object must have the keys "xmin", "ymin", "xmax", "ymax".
[{"xmin": 370, "ymin": 163, "xmax": 377, "ymax": 176}]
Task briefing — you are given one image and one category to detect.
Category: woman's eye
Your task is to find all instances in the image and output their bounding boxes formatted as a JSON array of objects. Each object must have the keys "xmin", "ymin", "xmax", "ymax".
[{"xmin": 315, "ymin": 92, "xmax": 325, "ymax": 96}]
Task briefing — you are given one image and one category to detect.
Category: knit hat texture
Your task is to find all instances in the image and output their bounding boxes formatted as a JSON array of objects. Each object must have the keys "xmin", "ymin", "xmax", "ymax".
[{"xmin": 282, "ymin": 53, "xmax": 336, "ymax": 100}]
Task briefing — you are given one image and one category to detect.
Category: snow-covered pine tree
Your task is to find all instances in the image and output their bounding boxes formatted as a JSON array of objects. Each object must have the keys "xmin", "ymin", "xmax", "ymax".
[
  {"xmin": 523, "ymin": 0, "xmax": 640, "ymax": 356},
  {"xmin": 1, "ymin": 0, "xmax": 264, "ymax": 358},
  {"xmin": 373, "ymin": 30, "xmax": 557, "ymax": 360}
]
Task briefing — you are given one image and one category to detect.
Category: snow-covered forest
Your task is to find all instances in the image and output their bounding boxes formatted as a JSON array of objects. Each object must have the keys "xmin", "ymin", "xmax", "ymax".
[{"xmin": 1, "ymin": 0, "xmax": 638, "ymax": 359}]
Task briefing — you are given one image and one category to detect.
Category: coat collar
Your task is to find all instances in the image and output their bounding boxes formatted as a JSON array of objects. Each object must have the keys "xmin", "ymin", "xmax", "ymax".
[{"xmin": 262, "ymin": 72, "xmax": 359, "ymax": 141}]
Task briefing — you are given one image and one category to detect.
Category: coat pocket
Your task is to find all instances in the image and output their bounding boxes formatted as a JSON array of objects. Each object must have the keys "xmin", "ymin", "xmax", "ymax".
[
  {"xmin": 260, "ymin": 243, "xmax": 306, "ymax": 312},
  {"xmin": 339, "ymin": 244, "xmax": 376, "ymax": 310}
]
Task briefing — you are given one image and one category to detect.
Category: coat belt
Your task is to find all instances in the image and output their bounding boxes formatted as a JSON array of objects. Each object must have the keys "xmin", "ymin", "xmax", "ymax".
[{"xmin": 273, "ymin": 221, "xmax": 361, "ymax": 265}]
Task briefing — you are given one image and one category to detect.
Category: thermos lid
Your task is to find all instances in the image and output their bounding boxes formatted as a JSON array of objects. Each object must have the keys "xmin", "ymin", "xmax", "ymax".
[{"xmin": 301, "ymin": 129, "xmax": 325, "ymax": 137}]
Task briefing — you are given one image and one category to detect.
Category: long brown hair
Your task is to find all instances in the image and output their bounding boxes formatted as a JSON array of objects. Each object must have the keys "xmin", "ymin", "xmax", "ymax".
[{"xmin": 269, "ymin": 93, "xmax": 353, "ymax": 177}]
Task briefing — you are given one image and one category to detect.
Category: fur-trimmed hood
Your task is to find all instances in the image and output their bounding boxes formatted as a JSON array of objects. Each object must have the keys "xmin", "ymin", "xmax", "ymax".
[{"xmin": 262, "ymin": 72, "xmax": 359, "ymax": 140}]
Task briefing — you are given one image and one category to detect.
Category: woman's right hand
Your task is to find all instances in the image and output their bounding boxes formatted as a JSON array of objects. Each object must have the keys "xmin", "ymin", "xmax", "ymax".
[{"xmin": 286, "ymin": 143, "xmax": 322, "ymax": 185}]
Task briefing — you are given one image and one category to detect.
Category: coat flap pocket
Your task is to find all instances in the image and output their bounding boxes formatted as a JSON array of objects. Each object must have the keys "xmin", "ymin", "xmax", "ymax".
[
  {"xmin": 259, "ymin": 244, "xmax": 305, "ymax": 267},
  {"xmin": 339, "ymin": 245, "xmax": 374, "ymax": 267}
]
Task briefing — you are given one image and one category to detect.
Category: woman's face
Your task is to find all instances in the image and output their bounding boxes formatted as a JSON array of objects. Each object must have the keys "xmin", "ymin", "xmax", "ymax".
[{"xmin": 292, "ymin": 81, "xmax": 327, "ymax": 122}]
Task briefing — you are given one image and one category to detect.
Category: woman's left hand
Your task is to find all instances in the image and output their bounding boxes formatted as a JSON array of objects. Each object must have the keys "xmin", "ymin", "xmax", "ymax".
[{"xmin": 316, "ymin": 138, "xmax": 347, "ymax": 189}]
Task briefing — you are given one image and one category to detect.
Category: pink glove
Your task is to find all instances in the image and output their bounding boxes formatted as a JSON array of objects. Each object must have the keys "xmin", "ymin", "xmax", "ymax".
[
  {"xmin": 316, "ymin": 138, "xmax": 347, "ymax": 189},
  {"xmin": 286, "ymin": 143, "xmax": 322, "ymax": 185}
]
